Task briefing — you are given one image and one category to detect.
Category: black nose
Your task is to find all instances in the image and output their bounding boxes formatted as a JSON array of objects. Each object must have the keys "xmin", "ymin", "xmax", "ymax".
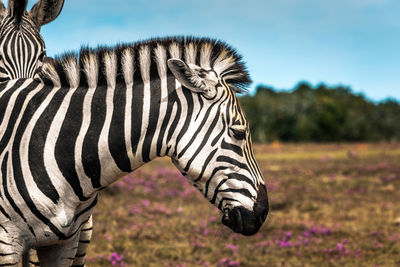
[
  {"xmin": 221, "ymin": 207, "xmax": 259, "ymax": 236},
  {"xmin": 221, "ymin": 185, "xmax": 269, "ymax": 236}
]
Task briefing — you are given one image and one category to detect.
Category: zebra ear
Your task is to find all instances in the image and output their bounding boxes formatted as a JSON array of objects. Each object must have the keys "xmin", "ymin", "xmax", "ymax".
[
  {"xmin": 28, "ymin": 0, "xmax": 64, "ymax": 27},
  {"xmin": 0, "ymin": 2, "xmax": 5, "ymax": 18},
  {"xmin": 0, "ymin": 3, "xmax": 5, "ymax": 28},
  {"xmin": 167, "ymin": 58, "xmax": 217, "ymax": 99}
]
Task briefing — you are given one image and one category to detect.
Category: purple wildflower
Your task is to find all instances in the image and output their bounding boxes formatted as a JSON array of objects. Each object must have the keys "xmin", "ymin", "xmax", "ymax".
[
  {"xmin": 219, "ymin": 258, "xmax": 240, "ymax": 267},
  {"xmin": 193, "ymin": 240, "xmax": 206, "ymax": 249},
  {"xmin": 285, "ymin": 232, "xmax": 292, "ymax": 239},
  {"xmin": 107, "ymin": 252, "xmax": 125, "ymax": 267},
  {"xmin": 225, "ymin": 243, "xmax": 239, "ymax": 253},
  {"xmin": 254, "ymin": 241, "xmax": 272, "ymax": 247}
]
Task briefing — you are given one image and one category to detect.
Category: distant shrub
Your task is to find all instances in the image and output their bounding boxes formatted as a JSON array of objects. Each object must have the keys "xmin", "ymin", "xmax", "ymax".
[{"xmin": 240, "ymin": 82, "xmax": 400, "ymax": 143}]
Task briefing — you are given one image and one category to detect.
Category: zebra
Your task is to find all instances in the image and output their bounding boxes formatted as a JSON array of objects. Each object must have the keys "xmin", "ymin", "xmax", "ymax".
[
  {"xmin": 0, "ymin": 0, "xmax": 64, "ymax": 81},
  {"xmin": 0, "ymin": 1, "xmax": 92, "ymax": 266},
  {"xmin": 0, "ymin": 36, "xmax": 269, "ymax": 266}
]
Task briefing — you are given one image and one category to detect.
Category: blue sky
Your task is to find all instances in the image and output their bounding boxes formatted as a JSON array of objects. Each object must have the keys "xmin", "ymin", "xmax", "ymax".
[{"xmin": 17, "ymin": 0, "xmax": 400, "ymax": 101}]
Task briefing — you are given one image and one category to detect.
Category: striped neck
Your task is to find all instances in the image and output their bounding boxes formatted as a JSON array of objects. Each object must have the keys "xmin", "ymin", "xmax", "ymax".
[{"xmin": 36, "ymin": 36, "xmax": 252, "ymax": 192}]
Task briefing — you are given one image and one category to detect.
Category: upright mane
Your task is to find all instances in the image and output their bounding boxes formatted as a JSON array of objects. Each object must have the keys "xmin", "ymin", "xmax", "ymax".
[{"xmin": 39, "ymin": 36, "xmax": 252, "ymax": 92}]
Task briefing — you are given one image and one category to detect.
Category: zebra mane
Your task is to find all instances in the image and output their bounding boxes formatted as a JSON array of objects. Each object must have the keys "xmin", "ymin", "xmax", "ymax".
[
  {"xmin": 11, "ymin": 1, "xmax": 27, "ymax": 24},
  {"xmin": 39, "ymin": 36, "xmax": 252, "ymax": 93}
]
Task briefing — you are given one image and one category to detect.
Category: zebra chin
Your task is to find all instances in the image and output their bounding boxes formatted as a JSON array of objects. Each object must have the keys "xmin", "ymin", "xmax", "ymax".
[{"xmin": 221, "ymin": 185, "xmax": 269, "ymax": 236}]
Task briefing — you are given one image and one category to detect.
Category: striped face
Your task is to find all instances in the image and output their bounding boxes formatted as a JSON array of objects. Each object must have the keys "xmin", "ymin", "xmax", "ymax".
[
  {"xmin": 168, "ymin": 59, "xmax": 269, "ymax": 236},
  {"xmin": 0, "ymin": 14, "xmax": 46, "ymax": 81}
]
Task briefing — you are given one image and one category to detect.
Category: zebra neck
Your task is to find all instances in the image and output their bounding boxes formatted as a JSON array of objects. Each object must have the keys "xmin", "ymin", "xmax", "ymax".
[
  {"xmin": 37, "ymin": 41, "xmax": 213, "ymax": 190},
  {"xmin": 86, "ymin": 77, "xmax": 186, "ymax": 190}
]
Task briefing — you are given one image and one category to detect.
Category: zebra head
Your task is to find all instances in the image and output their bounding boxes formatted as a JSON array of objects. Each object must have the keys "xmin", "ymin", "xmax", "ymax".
[
  {"xmin": 167, "ymin": 58, "xmax": 269, "ymax": 236},
  {"xmin": 0, "ymin": 0, "xmax": 64, "ymax": 80}
]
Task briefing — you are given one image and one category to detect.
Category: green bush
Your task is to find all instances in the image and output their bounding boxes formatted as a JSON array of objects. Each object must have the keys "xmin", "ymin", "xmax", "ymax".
[{"xmin": 240, "ymin": 82, "xmax": 400, "ymax": 142}]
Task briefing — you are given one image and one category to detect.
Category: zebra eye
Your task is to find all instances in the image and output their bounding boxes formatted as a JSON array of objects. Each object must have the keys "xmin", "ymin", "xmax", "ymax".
[
  {"xmin": 230, "ymin": 125, "xmax": 246, "ymax": 140},
  {"xmin": 38, "ymin": 50, "xmax": 46, "ymax": 61}
]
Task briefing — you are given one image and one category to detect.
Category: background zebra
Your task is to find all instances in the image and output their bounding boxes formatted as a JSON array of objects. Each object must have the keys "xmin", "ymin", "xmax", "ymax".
[
  {"xmin": 0, "ymin": 1, "xmax": 92, "ymax": 266},
  {"xmin": 0, "ymin": 0, "xmax": 63, "ymax": 81},
  {"xmin": 0, "ymin": 36, "xmax": 269, "ymax": 266}
]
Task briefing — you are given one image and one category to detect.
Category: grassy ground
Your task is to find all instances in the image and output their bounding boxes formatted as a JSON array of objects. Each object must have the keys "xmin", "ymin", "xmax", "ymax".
[{"xmin": 86, "ymin": 143, "xmax": 400, "ymax": 266}]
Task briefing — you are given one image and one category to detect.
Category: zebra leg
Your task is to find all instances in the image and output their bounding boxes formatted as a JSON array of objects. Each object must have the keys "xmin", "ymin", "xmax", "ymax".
[
  {"xmin": 26, "ymin": 216, "xmax": 93, "ymax": 267},
  {"xmin": 71, "ymin": 215, "xmax": 93, "ymax": 267},
  {"xmin": 28, "ymin": 249, "xmax": 40, "ymax": 266},
  {"xmin": 36, "ymin": 233, "xmax": 80, "ymax": 267},
  {"xmin": 0, "ymin": 229, "xmax": 25, "ymax": 266}
]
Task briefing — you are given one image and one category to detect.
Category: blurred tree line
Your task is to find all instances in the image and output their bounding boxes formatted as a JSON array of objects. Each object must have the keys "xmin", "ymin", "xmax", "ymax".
[{"xmin": 239, "ymin": 82, "xmax": 400, "ymax": 143}]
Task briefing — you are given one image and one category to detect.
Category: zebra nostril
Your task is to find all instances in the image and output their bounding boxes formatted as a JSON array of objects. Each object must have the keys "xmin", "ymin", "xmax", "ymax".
[
  {"xmin": 221, "ymin": 210, "xmax": 233, "ymax": 230},
  {"xmin": 233, "ymin": 208, "xmax": 243, "ymax": 233}
]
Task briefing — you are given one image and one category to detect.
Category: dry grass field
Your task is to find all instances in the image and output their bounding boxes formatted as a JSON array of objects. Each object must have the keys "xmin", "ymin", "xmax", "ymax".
[{"xmin": 85, "ymin": 143, "xmax": 400, "ymax": 266}]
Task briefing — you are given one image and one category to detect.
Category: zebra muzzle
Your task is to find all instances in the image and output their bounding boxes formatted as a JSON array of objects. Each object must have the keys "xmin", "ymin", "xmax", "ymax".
[
  {"xmin": 222, "ymin": 206, "xmax": 262, "ymax": 236},
  {"xmin": 221, "ymin": 185, "xmax": 269, "ymax": 236}
]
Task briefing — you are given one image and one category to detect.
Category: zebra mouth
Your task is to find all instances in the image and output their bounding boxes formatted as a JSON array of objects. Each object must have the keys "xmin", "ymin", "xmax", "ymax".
[
  {"xmin": 221, "ymin": 207, "xmax": 262, "ymax": 236},
  {"xmin": 222, "ymin": 208, "xmax": 243, "ymax": 233}
]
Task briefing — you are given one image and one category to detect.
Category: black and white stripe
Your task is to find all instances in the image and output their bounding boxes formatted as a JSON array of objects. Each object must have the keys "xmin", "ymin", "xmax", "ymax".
[
  {"xmin": 0, "ymin": 36, "xmax": 268, "ymax": 266},
  {"xmin": 0, "ymin": 1, "xmax": 91, "ymax": 266}
]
